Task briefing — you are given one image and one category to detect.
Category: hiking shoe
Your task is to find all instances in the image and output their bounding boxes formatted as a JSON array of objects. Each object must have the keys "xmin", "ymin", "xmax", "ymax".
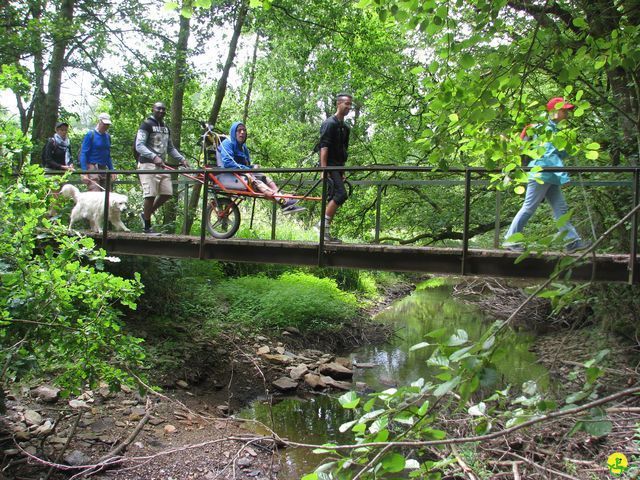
[
  {"xmin": 323, "ymin": 233, "xmax": 342, "ymax": 243},
  {"xmin": 143, "ymin": 227, "xmax": 162, "ymax": 236},
  {"xmin": 565, "ymin": 239, "xmax": 591, "ymax": 253},
  {"xmin": 504, "ymin": 243, "xmax": 525, "ymax": 252}
]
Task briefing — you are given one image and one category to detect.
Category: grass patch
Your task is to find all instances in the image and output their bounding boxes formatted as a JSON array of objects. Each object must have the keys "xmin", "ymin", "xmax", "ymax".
[{"xmin": 209, "ymin": 272, "xmax": 359, "ymax": 332}]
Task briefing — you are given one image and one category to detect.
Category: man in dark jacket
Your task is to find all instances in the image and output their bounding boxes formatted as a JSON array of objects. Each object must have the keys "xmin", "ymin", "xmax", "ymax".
[
  {"xmin": 135, "ymin": 102, "xmax": 188, "ymax": 234},
  {"xmin": 317, "ymin": 93, "xmax": 352, "ymax": 242}
]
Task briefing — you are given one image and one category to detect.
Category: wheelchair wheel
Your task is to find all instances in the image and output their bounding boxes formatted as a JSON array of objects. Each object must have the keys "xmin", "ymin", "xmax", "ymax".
[{"xmin": 206, "ymin": 197, "xmax": 241, "ymax": 239}]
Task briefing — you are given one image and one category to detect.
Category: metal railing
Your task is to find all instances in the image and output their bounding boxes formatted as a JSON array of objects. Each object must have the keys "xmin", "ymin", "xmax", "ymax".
[{"xmin": 48, "ymin": 164, "xmax": 640, "ymax": 283}]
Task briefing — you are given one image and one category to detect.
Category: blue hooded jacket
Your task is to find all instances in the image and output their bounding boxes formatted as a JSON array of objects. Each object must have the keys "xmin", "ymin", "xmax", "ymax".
[
  {"xmin": 527, "ymin": 120, "xmax": 570, "ymax": 186},
  {"xmin": 217, "ymin": 122, "xmax": 252, "ymax": 170}
]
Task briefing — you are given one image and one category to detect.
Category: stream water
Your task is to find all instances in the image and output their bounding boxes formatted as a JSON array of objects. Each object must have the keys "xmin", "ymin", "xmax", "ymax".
[{"xmin": 239, "ymin": 279, "xmax": 549, "ymax": 479}]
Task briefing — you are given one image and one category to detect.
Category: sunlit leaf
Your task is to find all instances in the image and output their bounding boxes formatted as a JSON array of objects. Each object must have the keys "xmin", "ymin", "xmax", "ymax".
[
  {"xmin": 369, "ymin": 416, "xmax": 389, "ymax": 433},
  {"xmin": 433, "ymin": 376, "xmax": 461, "ymax": 397},
  {"xmin": 468, "ymin": 402, "xmax": 486, "ymax": 416},
  {"xmin": 446, "ymin": 329, "xmax": 468, "ymax": 346},
  {"xmin": 338, "ymin": 391, "xmax": 360, "ymax": 409},
  {"xmin": 339, "ymin": 420, "xmax": 358, "ymax": 433},
  {"xmin": 409, "ymin": 341, "xmax": 430, "ymax": 351}
]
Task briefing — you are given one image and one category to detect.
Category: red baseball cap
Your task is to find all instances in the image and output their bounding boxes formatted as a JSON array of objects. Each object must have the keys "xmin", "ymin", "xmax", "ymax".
[{"xmin": 547, "ymin": 97, "xmax": 575, "ymax": 111}]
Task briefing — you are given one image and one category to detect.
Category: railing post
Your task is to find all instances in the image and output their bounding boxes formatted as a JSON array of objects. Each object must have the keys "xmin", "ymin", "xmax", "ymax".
[
  {"xmin": 493, "ymin": 190, "xmax": 501, "ymax": 249},
  {"xmin": 271, "ymin": 202, "xmax": 277, "ymax": 240},
  {"xmin": 182, "ymin": 180, "xmax": 189, "ymax": 235},
  {"xmin": 317, "ymin": 169, "xmax": 329, "ymax": 266},
  {"xmin": 462, "ymin": 168, "xmax": 471, "ymax": 275},
  {"xmin": 630, "ymin": 168, "xmax": 639, "ymax": 284},
  {"xmin": 101, "ymin": 172, "xmax": 112, "ymax": 246},
  {"xmin": 374, "ymin": 185, "xmax": 382, "ymax": 243},
  {"xmin": 249, "ymin": 198, "xmax": 256, "ymax": 229},
  {"xmin": 199, "ymin": 169, "xmax": 209, "ymax": 259}
]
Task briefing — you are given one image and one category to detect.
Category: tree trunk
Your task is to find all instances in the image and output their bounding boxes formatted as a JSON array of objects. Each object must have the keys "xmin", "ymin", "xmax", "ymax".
[
  {"xmin": 208, "ymin": 0, "xmax": 249, "ymax": 127},
  {"xmin": 581, "ymin": 0, "xmax": 638, "ymax": 164},
  {"xmin": 31, "ymin": 0, "xmax": 75, "ymax": 163},
  {"xmin": 171, "ymin": 9, "xmax": 191, "ymax": 149},
  {"xmin": 165, "ymin": 5, "xmax": 192, "ymax": 230},
  {"xmin": 242, "ymin": 33, "xmax": 260, "ymax": 125}
]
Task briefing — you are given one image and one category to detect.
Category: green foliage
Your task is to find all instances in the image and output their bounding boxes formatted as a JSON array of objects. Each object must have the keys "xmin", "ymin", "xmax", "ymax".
[
  {"xmin": 210, "ymin": 272, "xmax": 359, "ymax": 331},
  {"xmin": 0, "ymin": 129, "xmax": 145, "ymax": 402},
  {"xmin": 305, "ymin": 321, "xmax": 617, "ymax": 479}
]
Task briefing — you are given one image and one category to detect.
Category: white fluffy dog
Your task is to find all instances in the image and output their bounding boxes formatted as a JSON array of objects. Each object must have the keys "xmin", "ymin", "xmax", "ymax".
[{"xmin": 60, "ymin": 184, "xmax": 130, "ymax": 233}]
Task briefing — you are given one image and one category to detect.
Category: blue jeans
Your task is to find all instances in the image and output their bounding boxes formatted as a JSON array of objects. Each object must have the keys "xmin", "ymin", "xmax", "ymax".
[{"xmin": 504, "ymin": 179, "xmax": 580, "ymax": 244}]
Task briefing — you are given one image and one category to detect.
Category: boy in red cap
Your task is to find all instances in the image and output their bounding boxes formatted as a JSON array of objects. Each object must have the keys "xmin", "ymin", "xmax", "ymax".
[{"xmin": 504, "ymin": 97, "xmax": 591, "ymax": 253}]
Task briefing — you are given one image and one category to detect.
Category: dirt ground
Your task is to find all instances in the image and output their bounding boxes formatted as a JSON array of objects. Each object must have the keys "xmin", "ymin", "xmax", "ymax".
[{"xmin": 2, "ymin": 278, "xmax": 639, "ymax": 480}]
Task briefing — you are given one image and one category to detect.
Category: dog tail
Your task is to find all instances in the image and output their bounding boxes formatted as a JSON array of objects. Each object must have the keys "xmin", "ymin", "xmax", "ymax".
[{"xmin": 59, "ymin": 184, "xmax": 80, "ymax": 203}]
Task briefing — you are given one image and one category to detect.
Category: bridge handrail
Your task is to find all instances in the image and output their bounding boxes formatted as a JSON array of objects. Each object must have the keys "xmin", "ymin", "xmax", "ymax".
[{"xmin": 45, "ymin": 164, "xmax": 639, "ymax": 283}]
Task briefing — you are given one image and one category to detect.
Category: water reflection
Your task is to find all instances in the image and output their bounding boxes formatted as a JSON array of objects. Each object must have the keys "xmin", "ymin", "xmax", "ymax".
[{"xmin": 239, "ymin": 283, "xmax": 548, "ymax": 478}]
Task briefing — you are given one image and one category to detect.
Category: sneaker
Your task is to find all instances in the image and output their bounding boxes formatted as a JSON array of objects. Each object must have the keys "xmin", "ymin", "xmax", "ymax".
[
  {"xmin": 565, "ymin": 239, "xmax": 591, "ymax": 253},
  {"xmin": 324, "ymin": 233, "xmax": 342, "ymax": 244},
  {"xmin": 143, "ymin": 227, "xmax": 162, "ymax": 236},
  {"xmin": 282, "ymin": 204, "xmax": 306, "ymax": 214},
  {"xmin": 504, "ymin": 243, "xmax": 525, "ymax": 252}
]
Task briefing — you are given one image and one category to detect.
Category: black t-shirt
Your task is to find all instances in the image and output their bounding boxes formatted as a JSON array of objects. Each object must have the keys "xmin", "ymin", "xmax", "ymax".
[{"xmin": 319, "ymin": 115, "xmax": 350, "ymax": 166}]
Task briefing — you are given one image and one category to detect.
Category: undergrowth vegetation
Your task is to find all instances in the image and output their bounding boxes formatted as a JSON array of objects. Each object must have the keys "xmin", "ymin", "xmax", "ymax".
[
  {"xmin": 208, "ymin": 272, "xmax": 359, "ymax": 331},
  {"xmin": 112, "ymin": 257, "xmax": 389, "ymax": 334}
]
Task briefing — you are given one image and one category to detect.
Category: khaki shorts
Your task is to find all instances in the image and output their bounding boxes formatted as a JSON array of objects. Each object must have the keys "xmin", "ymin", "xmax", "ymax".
[
  {"xmin": 82, "ymin": 163, "xmax": 110, "ymax": 192},
  {"xmin": 138, "ymin": 162, "xmax": 173, "ymax": 198}
]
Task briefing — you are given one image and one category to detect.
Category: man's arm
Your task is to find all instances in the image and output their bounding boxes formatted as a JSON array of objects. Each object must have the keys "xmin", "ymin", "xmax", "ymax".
[
  {"xmin": 167, "ymin": 137, "xmax": 187, "ymax": 166},
  {"xmin": 135, "ymin": 128, "xmax": 157, "ymax": 162},
  {"xmin": 106, "ymin": 134, "xmax": 114, "ymax": 170},
  {"xmin": 319, "ymin": 147, "xmax": 329, "ymax": 167},
  {"xmin": 79, "ymin": 132, "xmax": 91, "ymax": 171},
  {"xmin": 42, "ymin": 139, "xmax": 58, "ymax": 169},
  {"xmin": 318, "ymin": 119, "xmax": 333, "ymax": 167}
]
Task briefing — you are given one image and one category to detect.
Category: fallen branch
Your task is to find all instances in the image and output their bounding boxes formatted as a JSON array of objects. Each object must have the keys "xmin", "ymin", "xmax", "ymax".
[
  {"xmin": 97, "ymin": 398, "xmax": 153, "ymax": 463},
  {"xmin": 498, "ymin": 450, "xmax": 581, "ymax": 480}
]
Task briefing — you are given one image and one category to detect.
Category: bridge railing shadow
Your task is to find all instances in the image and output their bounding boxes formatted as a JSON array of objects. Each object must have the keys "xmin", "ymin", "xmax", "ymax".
[{"xmin": 46, "ymin": 165, "xmax": 640, "ymax": 283}]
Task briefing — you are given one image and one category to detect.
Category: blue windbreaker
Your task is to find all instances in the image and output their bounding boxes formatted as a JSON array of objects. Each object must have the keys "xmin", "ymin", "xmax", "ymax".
[{"xmin": 527, "ymin": 120, "xmax": 570, "ymax": 185}]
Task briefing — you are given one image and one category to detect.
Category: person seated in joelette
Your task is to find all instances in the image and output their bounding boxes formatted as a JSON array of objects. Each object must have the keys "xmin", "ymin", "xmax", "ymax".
[{"xmin": 217, "ymin": 121, "xmax": 305, "ymax": 214}]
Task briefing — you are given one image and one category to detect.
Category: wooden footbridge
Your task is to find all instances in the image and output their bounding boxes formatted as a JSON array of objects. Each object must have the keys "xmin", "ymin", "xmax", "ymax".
[
  {"xmin": 93, "ymin": 232, "xmax": 636, "ymax": 283},
  {"xmin": 58, "ymin": 164, "xmax": 639, "ymax": 284}
]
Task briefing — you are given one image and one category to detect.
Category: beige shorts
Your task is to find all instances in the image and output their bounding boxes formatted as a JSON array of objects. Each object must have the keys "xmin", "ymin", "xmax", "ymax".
[
  {"xmin": 138, "ymin": 162, "xmax": 173, "ymax": 198},
  {"xmin": 82, "ymin": 163, "xmax": 110, "ymax": 192}
]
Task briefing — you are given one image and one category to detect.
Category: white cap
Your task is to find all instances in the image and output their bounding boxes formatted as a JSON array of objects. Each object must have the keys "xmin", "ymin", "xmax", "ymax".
[{"xmin": 98, "ymin": 112, "xmax": 112, "ymax": 125}]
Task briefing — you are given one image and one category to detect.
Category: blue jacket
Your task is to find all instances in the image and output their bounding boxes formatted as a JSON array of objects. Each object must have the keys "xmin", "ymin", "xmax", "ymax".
[
  {"xmin": 218, "ymin": 122, "xmax": 252, "ymax": 170},
  {"xmin": 527, "ymin": 121, "xmax": 570, "ymax": 185},
  {"xmin": 79, "ymin": 129, "xmax": 113, "ymax": 171}
]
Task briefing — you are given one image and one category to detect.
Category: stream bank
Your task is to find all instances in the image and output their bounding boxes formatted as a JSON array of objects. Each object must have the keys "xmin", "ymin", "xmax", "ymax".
[{"xmin": 2, "ymin": 277, "xmax": 638, "ymax": 480}]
